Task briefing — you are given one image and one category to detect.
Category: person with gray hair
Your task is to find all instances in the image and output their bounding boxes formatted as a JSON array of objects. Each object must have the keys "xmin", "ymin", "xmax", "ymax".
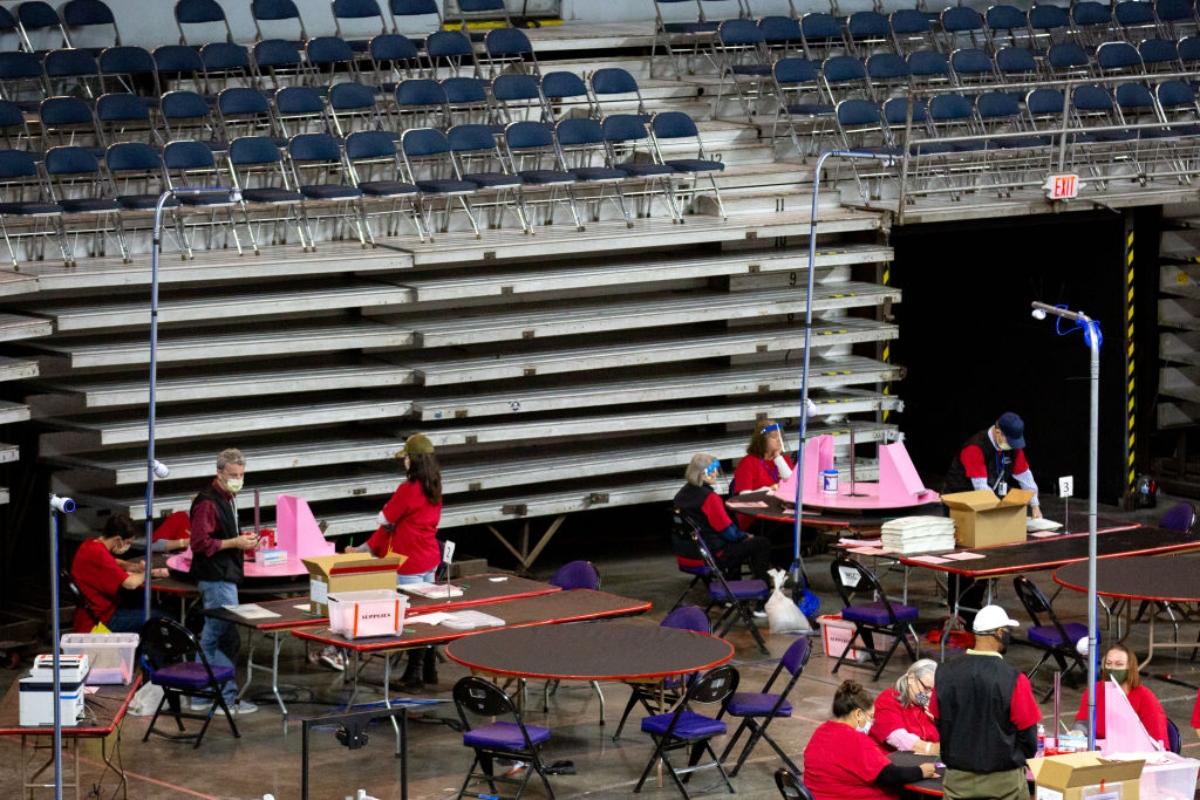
[
  {"xmin": 189, "ymin": 447, "xmax": 260, "ymax": 715},
  {"xmin": 870, "ymin": 658, "xmax": 941, "ymax": 754},
  {"xmin": 672, "ymin": 452, "xmax": 772, "ymax": 595}
]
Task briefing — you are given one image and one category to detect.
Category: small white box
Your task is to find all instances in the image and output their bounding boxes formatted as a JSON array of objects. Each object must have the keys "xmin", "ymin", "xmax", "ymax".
[
  {"xmin": 328, "ymin": 590, "xmax": 407, "ymax": 639},
  {"xmin": 19, "ymin": 654, "xmax": 89, "ymax": 727},
  {"xmin": 255, "ymin": 548, "xmax": 288, "ymax": 567}
]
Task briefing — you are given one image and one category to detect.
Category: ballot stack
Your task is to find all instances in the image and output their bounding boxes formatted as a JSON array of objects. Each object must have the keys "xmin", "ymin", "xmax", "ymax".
[{"xmin": 881, "ymin": 516, "xmax": 957, "ymax": 555}]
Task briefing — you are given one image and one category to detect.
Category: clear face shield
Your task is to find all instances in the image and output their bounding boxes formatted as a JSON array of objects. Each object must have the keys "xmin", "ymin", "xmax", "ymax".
[
  {"xmin": 703, "ymin": 458, "xmax": 730, "ymax": 496},
  {"xmin": 761, "ymin": 422, "xmax": 788, "ymax": 457}
]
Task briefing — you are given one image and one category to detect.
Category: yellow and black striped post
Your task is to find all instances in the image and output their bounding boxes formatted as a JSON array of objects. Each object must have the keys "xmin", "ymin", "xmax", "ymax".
[
  {"xmin": 881, "ymin": 256, "xmax": 892, "ymax": 423},
  {"xmin": 1123, "ymin": 214, "xmax": 1136, "ymax": 499}
]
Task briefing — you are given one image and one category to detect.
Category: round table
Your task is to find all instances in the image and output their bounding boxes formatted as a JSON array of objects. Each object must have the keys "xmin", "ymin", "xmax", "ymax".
[
  {"xmin": 1054, "ymin": 554, "xmax": 1200, "ymax": 666},
  {"xmin": 445, "ymin": 619, "xmax": 734, "ymax": 683}
]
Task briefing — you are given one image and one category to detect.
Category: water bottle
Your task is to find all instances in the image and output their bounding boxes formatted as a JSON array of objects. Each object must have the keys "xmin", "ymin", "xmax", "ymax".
[{"xmin": 1037, "ymin": 723, "xmax": 1046, "ymax": 756}]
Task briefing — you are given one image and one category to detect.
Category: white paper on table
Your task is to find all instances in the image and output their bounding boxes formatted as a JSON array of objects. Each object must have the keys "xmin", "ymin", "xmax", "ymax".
[
  {"xmin": 1029, "ymin": 531, "xmax": 1061, "ymax": 539},
  {"xmin": 942, "ymin": 551, "xmax": 986, "ymax": 561},
  {"xmin": 908, "ymin": 555, "xmax": 951, "ymax": 564},
  {"xmin": 728, "ymin": 501, "xmax": 769, "ymax": 509},
  {"xmin": 223, "ymin": 603, "xmax": 281, "ymax": 619},
  {"xmin": 293, "ymin": 603, "xmax": 312, "ymax": 611},
  {"xmin": 397, "ymin": 582, "xmax": 464, "ymax": 598},
  {"xmin": 405, "ymin": 612, "xmax": 454, "ymax": 626},
  {"xmin": 839, "ymin": 538, "xmax": 883, "ymax": 547},
  {"xmin": 1027, "ymin": 518, "xmax": 1063, "ymax": 532}
]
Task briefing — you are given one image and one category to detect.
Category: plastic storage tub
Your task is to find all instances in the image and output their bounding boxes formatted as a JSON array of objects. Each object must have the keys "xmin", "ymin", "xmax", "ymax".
[
  {"xmin": 328, "ymin": 590, "xmax": 407, "ymax": 639},
  {"xmin": 60, "ymin": 633, "xmax": 139, "ymax": 685}
]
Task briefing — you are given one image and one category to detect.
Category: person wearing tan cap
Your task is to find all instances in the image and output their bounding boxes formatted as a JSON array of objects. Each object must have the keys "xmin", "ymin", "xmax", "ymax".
[{"xmin": 347, "ymin": 433, "xmax": 443, "ymax": 688}]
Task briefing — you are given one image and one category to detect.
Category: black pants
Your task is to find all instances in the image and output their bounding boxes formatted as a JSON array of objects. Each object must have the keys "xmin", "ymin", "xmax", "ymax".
[{"xmin": 717, "ymin": 536, "xmax": 772, "ymax": 584}]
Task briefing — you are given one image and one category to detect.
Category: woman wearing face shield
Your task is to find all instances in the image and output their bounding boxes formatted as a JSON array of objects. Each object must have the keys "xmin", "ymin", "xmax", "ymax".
[
  {"xmin": 69, "ymin": 513, "xmax": 169, "ymax": 633},
  {"xmin": 1072, "ymin": 643, "xmax": 1167, "ymax": 748},
  {"xmin": 802, "ymin": 680, "xmax": 938, "ymax": 799},
  {"xmin": 673, "ymin": 453, "xmax": 772, "ymax": 587},
  {"xmin": 871, "ymin": 659, "xmax": 940, "ymax": 754},
  {"xmin": 731, "ymin": 420, "xmax": 795, "ymax": 530}
]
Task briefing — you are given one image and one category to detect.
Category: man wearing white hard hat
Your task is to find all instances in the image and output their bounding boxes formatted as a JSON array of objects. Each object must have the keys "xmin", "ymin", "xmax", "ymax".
[{"xmin": 929, "ymin": 605, "xmax": 1042, "ymax": 800}]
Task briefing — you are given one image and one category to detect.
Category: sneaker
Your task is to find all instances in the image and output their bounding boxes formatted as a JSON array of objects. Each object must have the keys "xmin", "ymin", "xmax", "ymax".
[
  {"xmin": 318, "ymin": 646, "xmax": 346, "ymax": 672},
  {"xmin": 189, "ymin": 698, "xmax": 213, "ymax": 712},
  {"xmin": 232, "ymin": 700, "xmax": 258, "ymax": 715},
  {"xmin": 752, "ymin": 608, "xmax": 768, "ymax": 620}
]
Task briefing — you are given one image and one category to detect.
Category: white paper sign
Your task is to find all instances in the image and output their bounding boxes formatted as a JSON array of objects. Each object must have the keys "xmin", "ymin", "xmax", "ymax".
[
  {"xmin": 442, "ymin": 540, "xmax": 456, "ymax": 565},
  {"xmin": 1058, "ymin": 475, "xmax": 1074, "ymax": 498},
  {"xmin": 310, "ymin": 578, "xmax": 328, "ymax": 605}
]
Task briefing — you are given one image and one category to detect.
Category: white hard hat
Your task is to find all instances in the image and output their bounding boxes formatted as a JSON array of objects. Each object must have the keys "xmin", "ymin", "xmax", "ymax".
[{"xmin": 972, "ymin": 604, "xmax": 1021, "ymax": 634}]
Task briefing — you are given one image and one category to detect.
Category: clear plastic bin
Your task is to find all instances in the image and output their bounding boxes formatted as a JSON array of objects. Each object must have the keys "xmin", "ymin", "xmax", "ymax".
[
  {"xmin": 328, "ymin": 590, "xmax": 406, "ymax": 639},
  {"xmin": 60, "ymin": 632, "xmax": 139, "ymax": 685},
  {"xmin": 1140, "ymin": 754, "xmax": 1200, "ymax": 800}
]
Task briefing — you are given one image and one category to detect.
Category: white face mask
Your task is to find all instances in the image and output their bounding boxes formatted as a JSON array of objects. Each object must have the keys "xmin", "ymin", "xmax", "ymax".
[
  {"xmin": 112, "ymin": 539, "xmax": 132, "ymax": 556},
  {"xmin": 223, "ymin": 477, "xmax": 244, "ymax": 494},
  {"xmin": 857, "ymin": 719, "xmax": 873, "ymax": 735}
]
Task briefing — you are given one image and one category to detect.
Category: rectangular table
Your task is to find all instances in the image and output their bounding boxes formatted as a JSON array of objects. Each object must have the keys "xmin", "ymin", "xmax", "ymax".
[
  {"xmin": 0, "ymin": 677, "xmax": 141, "ymax": 800},
  {"xmin": 204, "ymin": 574, "xmax": 561, "ymax": 728}
]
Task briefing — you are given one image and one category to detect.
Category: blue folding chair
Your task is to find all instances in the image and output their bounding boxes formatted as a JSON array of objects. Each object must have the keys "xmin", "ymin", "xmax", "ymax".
[
  {"xmin": 589, "ymin": 67, "xmax": 650, "ymax": 120},
  {"xmin": 306, "ymin": 36, "xmax": 360, "ymax": 84},
  {"xmin": 493, "ymin": 73, "xmax": 547, "ymax": 124},
  {"xmin": 252, "ymin": 39, "xmax": 306, "ymax": 90},
  {"xmin": 503, "ymin": 120, "xmax": 583, "ymax": 230},
  {"xmin": 0, "ymin": 149, "xmax": 68, "ymax": 266},
  {"xmin": 200, "ymin": 42, "xmax": 251, "ymax": 95},
  {"xmin": 830, "ymin": 555, "xmax": 919, "ymax": 681},
  {"xmin": 601, "ymin": 114, "xmax": 681, "ymax": 222},
  {"xmin": 274, "ymin": 86, "xmax": 330, "ymax": 137},
  {"xmin": 98, "ymin": 46, "xmax": 156, "ymax": 96},
  {"xmin": 939, "ymin": 6, "xmax": 985, "ymax": 52},
  {"xmin": 153, "ymin": 44, "xmax": 205, "ymax": 93},
  {"xmin": 217, "ymin": 87, "xmax": 281, "ymax": 144},
  {"xmin": 0, "ymin": 100, "xmax": 35, "ymax": 151},
  {"xmin": 63, "ymin": 0, "xmax": 121, "ymax": 50},
  {"xmin": 455, "ymin": 0, "xmax": 512, "ymax": 30},
  {"xmin": 174, "ymin": 0, "xmax": 234, "ymax": 46},
  {"xmin": 288, "ymin": 132, "xmax": 368, "ymax": 246},
  {"xmin": 446, "ymin": 123, "xmax": 529, "ymax": 233},
  {"xmin": 800, "ymin": 12, "xmax": 846, "ymax": 62},
  {"xmin": 329, "ymin": 81, "xmax": 387, "ymax": 136},
  {"xmin": 555, "ymin": 117, "xmax": 634, "ymax": 227},
  {"xmin": 712, "ymin": 19, "xmax": 771, "ymax": 122},
  {"xmin": 889, "ymin": 9, "xmax": 934, "ymax": 55},
  {"xmin": 96, "ymin": 92, "xmax": 159, "ymax": 147},
  {"xmin": 16, "ymin": 1, "xmax": 66, "ymax": 52},
  {"xmin": 650, "ymin": 111, "xmax": 725, "ymax": 218},
  {"xmin": 251, "ymin": 0, "xmax": 308, "ymax": 44},
  {"xmin": 481, "ymin": 27, "xmax": 539, "ymax": 78},
  {"xmin": 389, "ymin": 0, "xmax": 442, "ymax": 37},
  {"xmin": 771, "ymin": 56, "xmax": 834, "ymax": 156},
  {"xmin": 345, "ymin": 129, "xmax": 426, "ymax": 241},
  {"xmin": 442, "ymin": 77, "xmax": 494, "ymax": 127},
  {"xmin": 162, "ymin": 139, "xmax": 244, "ymax": 257},
  {"xmin": 719, "ymin": 637, "xmax": 810, "ymax": 777},
  {"xmin": 634, "ymin": 665, "xmax": 739, "ymax": 798},
  {"xmin": 333, "ymin": 0, "xmax": 389, "ymax": 53},
  {"xmin": 43, "ymin": 48, "xmax": 102, "ymax": 98},
  {"xmin": 453, "ymin": 676, "xmax": 554, "ymax": 800},
  {"xmin": 540, "ymin": 71, "xmax": 588, "ymax": 122},
  {"xmin": 847, "ymin": 11, "xmax": 891, "ymax": 56},
  {"xmin": 395, "ymin": 78, "xmax": 450, "ymax": 130},
  {"xmin": 227, "ymin": 135, "xmax": 313, "ymax": 253},
  {"xmin": 105, "ymin": 141, "xmax": 174, "ymax": 213},
  {"xmin": 44, "ymin": 144, "xmax": 128, "ymax": 264},
  {"xmin": 401, "ymin": 126, "xmax": 480, "ymax": 236},
  {"xmin": 426, "ymin": 30, "xmax": 475, "ymax": 77},
  {"xmin": 39, "ymin": 96, "xmax": 102, "ymax": 154},
  {"xmin": 368, "ymin": 33, "xmax": 422, "ymax": 88},
  {"xmin": 161, "ymin": 91, "xmax": 225, "ymax": 153}
]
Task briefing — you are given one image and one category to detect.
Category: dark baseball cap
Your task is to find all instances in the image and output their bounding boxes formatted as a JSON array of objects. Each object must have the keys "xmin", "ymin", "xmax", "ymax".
[{"xmin": 997, "ymin": 412, "xmax": 1025, "ymax": 449}]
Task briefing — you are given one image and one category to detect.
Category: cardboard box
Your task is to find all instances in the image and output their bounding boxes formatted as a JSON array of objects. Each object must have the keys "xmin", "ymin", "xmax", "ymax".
[
  {"xmin": 942, "ymin": 488, "xmax": 1035, "ymax": 548},
  {"xmin": 302, "ymin": 554, "xmax": 403, "ymax": 615},
  {"xmin": 1030, "ymin": 752, "xmax": 1144, "ymax": 800}
]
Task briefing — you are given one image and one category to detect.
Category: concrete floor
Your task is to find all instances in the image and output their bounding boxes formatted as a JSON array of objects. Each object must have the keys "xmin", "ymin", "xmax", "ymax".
[{"xmin": 5, "ymin": 519, "xmax": 1200, "ymax": 800}]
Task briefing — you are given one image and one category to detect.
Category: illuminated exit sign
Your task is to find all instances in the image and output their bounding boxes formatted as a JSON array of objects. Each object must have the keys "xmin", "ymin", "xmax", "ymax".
[{"xmin": 1043, "ymin": 173, "xmax": 1081, "ymax": 200}]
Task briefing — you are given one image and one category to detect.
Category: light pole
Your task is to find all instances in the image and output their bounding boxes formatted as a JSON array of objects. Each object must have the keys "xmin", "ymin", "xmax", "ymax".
[
  {"xmin": 143, "ymin": 188, "xmax": 239, "ymax": 619},
  {"xmin": 792, "ymin": 150, "xmax": 896, "ymax": 598},
  {"xmin": 1031, "ymin": 300, "xmax": 1102, "ymax": 749},
  {"xmin": 48, "ymin": 492, "xmax": 76, "ymax": 800}
]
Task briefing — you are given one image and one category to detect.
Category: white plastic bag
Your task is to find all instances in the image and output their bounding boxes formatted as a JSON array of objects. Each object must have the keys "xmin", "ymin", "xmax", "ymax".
[
  {"xmin": 127, "ymin": 682, "xmax": 163, "ymax": 716},
  {"xmin": 764, "ymin": 569, "xmax": 810, "ymax": 634}
]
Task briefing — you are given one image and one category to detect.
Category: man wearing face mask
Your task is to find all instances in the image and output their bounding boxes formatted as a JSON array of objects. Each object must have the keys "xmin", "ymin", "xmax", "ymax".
[
  {"xmin": 189, "ymin": 448, "xmax": 259, "ymax": 715},
  {"xmin": 70, "ymin": 513, "xmax": 169, "ymax": 633},
  {"xmin": 930, "ymin": 605, "xmax": 1042, "ymax": 800},
  {"xmin": 942, "ymin": 412, "xmax": 1042, "ymax": 518}
]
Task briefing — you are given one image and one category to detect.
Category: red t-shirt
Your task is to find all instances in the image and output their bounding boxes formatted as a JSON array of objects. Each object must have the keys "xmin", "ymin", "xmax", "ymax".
[
  {"xmin": 732, "ymin": 454, "xmax": 794, "ymax": 528},
  {"xmin": 960, "ymin": 444, "xmax": 1030, "ymax": 479},
  {"xmin": 871, "ymin": 687, "xmax": 940, "ymax": 748},
  {"xmin": 70, "ymin": 539, "xmax": 128, "ymax": 632},
  {"xmin": 1076, "ymin": 683, "xmax": 1168, "ymax": 746},
  {"xmin": 366, "ymin": 480, "xmax": 442, "ymax": 575},
  {"xmin": 803, "ymin": 720, "xmax": 897, "ymax": 800},
  {"xmin": 154, "ymin": 510, "xmax": 190, "ymax": 543}
]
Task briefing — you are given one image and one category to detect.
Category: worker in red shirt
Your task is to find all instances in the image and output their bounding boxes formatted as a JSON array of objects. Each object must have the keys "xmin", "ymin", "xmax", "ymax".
[
  {"xmin": 942, "ymin": 412, "xmax": 1042, "ymax": 518},
  {"xmin": 871, "ymin": 659, "xmax": 940, "ymax": 754},
  {"xmin": 151, "ymin": 510, "xmax": 192, "ymax": 553},
  {"xmin": 731, "ymin": 420, "xmax": 795, "ymax": 530},
  {"xmin": 803, "ymin": 680, "xmax": 937, "ymax": 799},
  {"xmin": 931, "ymin": 605, "xmax": 1042, "ymax": 800},
  {"xmin": 1073, "ymin": 643, "xmax": 1168, "ymax": 747},
  {"xmin": 70, "ymin": 514, "xmax": 168, "ymax": 633}
]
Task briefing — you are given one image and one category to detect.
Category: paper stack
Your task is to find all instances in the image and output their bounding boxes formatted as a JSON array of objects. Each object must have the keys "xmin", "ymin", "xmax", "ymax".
[{"xmin": 881, "ymin": 516, "xmax": 957, "ymax": 555}]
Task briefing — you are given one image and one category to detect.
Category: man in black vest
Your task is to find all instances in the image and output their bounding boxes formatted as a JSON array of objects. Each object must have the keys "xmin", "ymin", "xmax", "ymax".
[
  {"xmin": 930, "ymin": 604, "xmax": 1042, "ymax": 800},
  {"xmin": 189, "ymin": 448, "xmax": 259, "ymax": 714},
  {"xmin": 943, "ymin": 412, "xmax": 1042, "ymax": 519}
]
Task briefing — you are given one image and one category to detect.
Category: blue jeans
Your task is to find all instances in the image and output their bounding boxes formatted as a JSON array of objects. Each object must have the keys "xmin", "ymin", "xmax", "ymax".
[
  {"xmin": 396, "ymin": 571, "xmax": 436, "ymax": 586},
  {"xmin": 197, "ymin": 580, "xmax": 240, "ymax": 704},
  {"xmin": 106, "ymin": 606, "xmax": 165, "ymax": 633}
]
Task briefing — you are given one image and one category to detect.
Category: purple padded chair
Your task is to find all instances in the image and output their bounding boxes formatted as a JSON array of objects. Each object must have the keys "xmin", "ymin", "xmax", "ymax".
[
  {"xmin": 1013, "ymin": 574, "xmax": 1089, "ymax": 701},
  {"xmin": 138, "ymin": 616, "xmax": 240, "ymax": 748},
  {"xmin": 549, "ymin": 559, "xmax": 600, "ymax": 590},
  {"xmin": 719, "ymin": 636, "xmax": 811, "ymax": 777},
  {"xmin": 453, "ymin": 676, "xmax": 555, "ymax": 800},
  {"xmin": 830, "ymin": 555, "xmax": 919, "ymax": 681}
]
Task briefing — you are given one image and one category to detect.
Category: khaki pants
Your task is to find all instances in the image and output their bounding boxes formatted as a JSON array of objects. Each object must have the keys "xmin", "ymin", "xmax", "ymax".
[{"xmin": 943, "ymin": 767, "xmax": 1029, "ymax": 800}]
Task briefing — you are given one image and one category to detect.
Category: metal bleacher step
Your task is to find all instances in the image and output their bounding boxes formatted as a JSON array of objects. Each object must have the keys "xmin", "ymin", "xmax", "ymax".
[
  {"xmin": 696, "ymin": 188, "xmax": 845, "ymax": 217},
  {"xmin": 1160, "ymin": 331, "xmax": 1200, "ymax": 367},
  {"xmin": 1159, "ymin": 366, "xmax": 1200, "ymax": 404},
  {"xmin": 1159, "ymin": 297, "xmax": 1200, "ymax": 332},
  {"xmin": 0, "ymin": 401, "xmax": 30, "ymax": 425},
  {"xmin": 405, "ymin": 283, "xmax": 900, "ymax": 347},
  {"xmin": 82, "ymin": 421, "xmax": 899, "ymax": 519},
  {"xmin": 410, "ymin": 318, "xmax": 897, "ymax": 386},
  {"xmin": 23, "ymin": 279, "xmax": 414, "ymax": 333},
  {"xmin": 415, "ymin": 356, "xmax": 902, "ymax": 420},
  {"xmin": 1160, "ymin": 263, "xmax": 1200, "ymax": 300},
  {"xmin": 0, "ymin": 313, "xmax": 52, "ymax": 343},
  {"xmin": 400, "ymin": 244, "xmax": 892, "ymax": 303},
  {"xmin": 0, "ymin": 269, "xmax": 38, "ymax": 298},
  {"xmin": 0, "ymin": 443, "xmax": 18, "ymax": 465},
  {"xmin": 27, "ymin": 359, "xmax": 416, "ymax": 412},
  {"xmin": 0, "ymin": 355, "xmax": 39, "ymax": 382},
  {"xmin": 49, "ymin": 388, "xmax": 899, "ymax": 486},
  {"xmin": 25, "ymin": 319, "xmax": 412, "ymax": 368},
  {"xmin": 711, "ymin": 162, "xmax": 815, "ymax": 192}
]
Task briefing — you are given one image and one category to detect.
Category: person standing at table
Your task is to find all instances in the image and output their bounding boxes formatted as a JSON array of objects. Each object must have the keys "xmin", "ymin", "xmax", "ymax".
[
  {"xmin": 942, "ymin": 411, "xmax": 1042, "ymax": 518},
  {"xmin": 731, "ymin": 419, "xmax": 795, "ymax": 530},
  {"xmin": 1073, "ymin": 643, "xmax": 1167, "ymax": 747},
  {"xmin": 189, "ymin": 448, "xmax": 259, "ymax": 715},
  {"xmin": 674, "ymin": 453, "xmax": 772, "ymax": 588},
  {"xmin": 871, "ymin": 659, "xmax": 940, "ymax": 755},
  {"xmin": 70, "ymin": 514, "xmax": 169, "ymax": 633},
  {"xmin": 931, "ymin": 604, "xmax": 1041, "ymax": 800},
  {"xmin": 347, "ymin": 433, "xmax": 443, "ymax": 689},
  {"xmin": 803, "ymin": 680, "xmax": 938, "ymax": 800}
]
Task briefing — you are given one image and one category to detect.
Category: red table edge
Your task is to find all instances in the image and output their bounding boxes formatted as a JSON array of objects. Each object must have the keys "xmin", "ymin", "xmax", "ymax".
[
  {"xmin": 903, "ymin": 783, "xmax": 943, "ymax": 796},
  {"xmin": 290, "ymin": 599, "xmax": 655, "ymax": 652},
  {"xmin": 0, "ymin": 674, "xmax": 143, "ymax": 738},
  {"xmin": 1052, "ymin": 566, "xmax": 1200, "ymax": 604},
  {"xmin": 443, "ymin": 632, "xmax": 735, "ymax": 682}
]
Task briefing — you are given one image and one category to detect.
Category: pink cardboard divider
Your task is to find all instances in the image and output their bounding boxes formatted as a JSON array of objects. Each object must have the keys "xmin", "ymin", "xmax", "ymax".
[
  {"xmin": 1103, "ymin": 679, "xmax": 1162, "ymax": 753},
  {"xmin": 769, "ymin": 438, "xmax": 939, "ymax": 510},
  {"xmin": 877, "ymin": 441, "xmax": 938, "ymax": 504},
  {"xmin": 275, "ymin": 494, "xmax": 335, "ymax": 559}
]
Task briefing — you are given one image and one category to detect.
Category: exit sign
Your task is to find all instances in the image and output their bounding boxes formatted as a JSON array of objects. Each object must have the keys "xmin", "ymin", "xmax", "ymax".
[{"xmin": 1044, "ymin": 173, "xmax": 1080, "ymax": 200}]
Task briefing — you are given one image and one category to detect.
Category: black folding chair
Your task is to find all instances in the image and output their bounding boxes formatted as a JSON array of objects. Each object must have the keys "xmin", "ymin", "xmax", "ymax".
[
  {"xmin": 634, "ymin": 664, "xmax": 739, "ymax": 799},
  {"xmin": 1013, "ymin": 575, "xmax": 1089, "ymax": 701},
  {"xmin": 453, "ymin": 676, "xmax": 555, "ymax": 800},
  {"xmin": 830, "ymin": 556, "xmax": 919, "ymax": 681},
  {"xmin": 719, "ymin": 637, "xmax": 810, "ymax": 776},
  {"xmin": 138, "ymin": 616, "xmax": 239, "ymax": 748},
  {"xmin": 61, "ymin": 568, "xmax": 103, "ymax": 630},
  {"xmin": 774, "ymin": 768, "xmax": 814, "ymax": 800},
  {"xmin": 674, "ymin": 509, "xmax": 770, "ymax": 655}
]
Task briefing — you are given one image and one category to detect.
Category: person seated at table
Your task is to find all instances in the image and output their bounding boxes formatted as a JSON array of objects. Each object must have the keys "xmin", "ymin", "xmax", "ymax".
[
  {"xmin": 803, "ymin": 680, "xmax": 938, "ymax": 800},
  {"xmin": 150, "ymin": 510, "xmax": 192, "ymax": 553},
  {"xmin": 674, "ymin": 453, "xmax": 772, "ymax": 590},
  {"xmin": 871, "ymin": 659, "xmax": 940, "ymax": 755},
  {"xmin": 70, "ymin": 514, "xmax": 168, "ymax": 633},
  {"xmin": 731, "ymin": 420, "xmax": 795, "ymax": 530},
  {"xmin": 1072, "ymin": 643, "xmax": 1167, "ymax": 747}
]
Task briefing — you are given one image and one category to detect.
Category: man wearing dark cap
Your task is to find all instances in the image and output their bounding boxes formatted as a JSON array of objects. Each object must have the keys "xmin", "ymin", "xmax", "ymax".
[{"xmin": 943, "ymin": 412, "xmax": 1042, "ymax": 519}]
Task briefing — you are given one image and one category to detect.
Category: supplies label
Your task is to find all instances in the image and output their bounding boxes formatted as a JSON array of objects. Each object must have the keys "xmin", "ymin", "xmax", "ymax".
[{"xmin": 1035, "ymin": 789, "xmax": 1064, "ymax": 800}]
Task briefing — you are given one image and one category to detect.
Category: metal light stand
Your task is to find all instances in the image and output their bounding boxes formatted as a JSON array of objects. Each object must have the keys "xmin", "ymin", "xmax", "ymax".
[
  {"xmin": 144, "ymin": 187, "xmax": 239, "ymax": 620},
  {"xmin": 1032, "ymin": 301, "xmax": 1101, "ymax": 750},
  {"xmin": 48, "ymin": 493, "xmax": 76, "ymax": 800},
  {"xmin": 791, "ymin": 150, "xmax": 896, "ymax": 600}
]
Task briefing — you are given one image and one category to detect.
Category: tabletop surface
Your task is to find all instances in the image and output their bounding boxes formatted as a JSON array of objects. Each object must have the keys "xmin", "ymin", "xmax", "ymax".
[
  {"xmin": 895, "ymin": 525, "xmax": 1190, "ymax": 578},
  {"xmin": 206, "ymin": 574, "xmax": 561, "ymax": 630},
  {"xmin": 1054, "ymin": 553, "xmax": 1200, "ymax": 602},
  {"xmin": 889, "ymin": 751, "xmax": 943, "ymax": 796},
  {"xmin": 292, "ymin": 589, "xmax": 652, "ymax": 652},
  {"xmin": 727, "ymin": 489, "xmax": 944, "ymax": 527},
  {"xmin": 445, "ymin": 619, "xmax": 734, "ymax": 681},
  {"xmin": 0, "ymin": 676, "xmax": 141, "ymax": 737}
]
